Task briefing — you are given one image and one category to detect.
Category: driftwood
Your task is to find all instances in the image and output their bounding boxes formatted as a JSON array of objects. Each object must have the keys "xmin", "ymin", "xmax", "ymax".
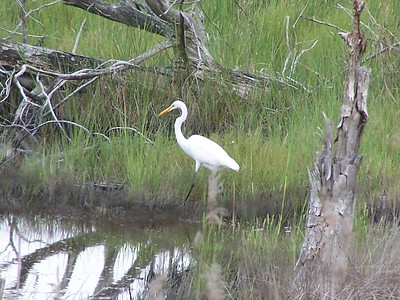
[{"xmin": 294, "ymin": 0, "xmax": 370, "ymax": 297}]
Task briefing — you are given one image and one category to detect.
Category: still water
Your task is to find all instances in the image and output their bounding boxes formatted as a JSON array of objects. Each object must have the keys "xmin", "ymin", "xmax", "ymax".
[{"xmin": 0, "ymin": 211, "xmax": 199, "ymax": 299}]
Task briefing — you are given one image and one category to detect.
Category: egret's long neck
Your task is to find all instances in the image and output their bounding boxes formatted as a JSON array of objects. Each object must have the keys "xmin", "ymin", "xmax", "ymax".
[{"xmin": 174, "ymin": 109, "xmax": 188, "ymax": 148}]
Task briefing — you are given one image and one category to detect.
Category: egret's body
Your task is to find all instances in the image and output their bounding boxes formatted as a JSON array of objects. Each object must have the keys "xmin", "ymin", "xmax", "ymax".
[
  {"xmin": 159, "ymin": 100, "xmax": 239, "ymax": 200},
  {"xmin": 183, "ymin": 135, "xmax": 239, "ymax": 172}
]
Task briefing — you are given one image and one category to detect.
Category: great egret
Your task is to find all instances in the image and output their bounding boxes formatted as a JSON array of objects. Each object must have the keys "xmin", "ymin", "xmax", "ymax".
[{"xmin": 158, "ymin": 100, "xmax": 239, "ymax": 201}]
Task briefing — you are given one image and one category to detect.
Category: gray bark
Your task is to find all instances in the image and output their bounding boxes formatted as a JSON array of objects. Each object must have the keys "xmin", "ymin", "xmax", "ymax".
[
  {"xmin": 0, "ymin": 39, "xmax": 102, "ymax": 71},
  {"xmin": 60, "ymin": 0, "xmax": 277, "ymax": 95},
  {"xmin": 0, "ymin": 39, "xmax": 103, "ymax": 89},
  {"xmin": 63, "ymin": 0, "xmax": 174, "ymax": 38},
  {"xmin": 294, "ymin": 0, "xmax": 370, "ymax": 297}
]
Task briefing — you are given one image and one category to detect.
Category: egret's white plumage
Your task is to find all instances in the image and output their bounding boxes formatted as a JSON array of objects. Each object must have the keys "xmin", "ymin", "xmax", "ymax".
[{"xmin": 159, "ymin": 100, "xmax": 240, "ymax": 174}]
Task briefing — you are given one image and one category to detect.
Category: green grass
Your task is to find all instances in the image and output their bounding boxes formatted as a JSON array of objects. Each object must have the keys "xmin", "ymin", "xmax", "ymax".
[
  {"xmin": 1, "ymin": 0, "xmax": 398, "ymax": 217},
  {"xmin": 1, "ymin": 1, "xmax": 400, "ymax": 296}
]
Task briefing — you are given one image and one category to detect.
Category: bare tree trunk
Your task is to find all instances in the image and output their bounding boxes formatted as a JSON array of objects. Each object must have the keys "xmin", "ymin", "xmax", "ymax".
[{"xmin": 294, "ymin": 0, "xmax": 370, "ymax": 297}]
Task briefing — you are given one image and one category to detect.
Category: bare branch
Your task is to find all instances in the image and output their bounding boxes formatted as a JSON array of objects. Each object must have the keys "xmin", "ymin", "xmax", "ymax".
[
  {"xmin": 279, "ymin": 10, "xmax": 317, "ymax": 92},
  {"xmin": 13, "ymin": 65, "xmax": 41, "ymax": 125},
  {"xmin": 36, "ymin": 75, "xmax": 71, "ymax": 140},
  {"xmin": 337, "ymin": 3, "xmax": 379, "ymax": 41},
  {"xmin": 0, "ymin": 68, "xmax": 14, "ymax": 103},
  {"xmin": 5, "ymin": 0, "xmax": 61, "ymax": 41},
  {"xmin": 17, "ymin": 0, "xmax": 28, "ymax": 43},
  {"xmin": 46, "ymin": 77, "xmax": 98, "ymax": 115},
  {"xmin": 301, "ymin": 16, "xmax": 346, "ymax": 32},
  {"xmin": 1, "ymin": 37, "xmax": 173, "ymax": 150},
  {"xmin": 63, "ymin": 0, "xmax": 173, "ymax": 38},
  {"xmin": 291, "ymin": 39, "xmax": 318, "ymax": 75}
]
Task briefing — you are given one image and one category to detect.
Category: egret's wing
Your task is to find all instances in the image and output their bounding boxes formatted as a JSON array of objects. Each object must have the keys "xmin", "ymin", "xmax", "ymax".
[{"xmin": 187, "ymin": 135, "xmax": 239, "ymax": 171}]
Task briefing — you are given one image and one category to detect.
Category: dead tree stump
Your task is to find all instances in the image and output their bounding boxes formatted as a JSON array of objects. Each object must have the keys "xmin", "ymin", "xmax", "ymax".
[{"xmin": 294, "ymin": 0, "xmax": 371, "ymax": 297}]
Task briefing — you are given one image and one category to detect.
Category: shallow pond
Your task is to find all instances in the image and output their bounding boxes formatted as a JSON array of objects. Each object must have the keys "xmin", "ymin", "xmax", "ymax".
[{"xmin": 0, "ymin": 210, "xmax": 200, "ymax": 299}]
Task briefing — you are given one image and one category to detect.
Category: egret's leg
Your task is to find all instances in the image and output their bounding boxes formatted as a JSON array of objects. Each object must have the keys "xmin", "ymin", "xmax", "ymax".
[{"xmin": 184, "ymin": 171, "xmax": 197, "ymax": 202}]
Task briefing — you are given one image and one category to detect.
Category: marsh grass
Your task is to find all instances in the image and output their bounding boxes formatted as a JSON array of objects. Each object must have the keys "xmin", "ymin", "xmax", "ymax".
[
  {"xmin": 174, "ymin": 217, "xmax": 296, "ymax": 298},
  {"xmin": 1, "ymin": 0, "xmax": 398, "ymax": 218},
  {"xmin": 1, "ymin": 1, "xmax": 400, "ymax": 297},
  {"xmin": 155, "ymin": 216, "xmax": 400, "ymax": 299}
]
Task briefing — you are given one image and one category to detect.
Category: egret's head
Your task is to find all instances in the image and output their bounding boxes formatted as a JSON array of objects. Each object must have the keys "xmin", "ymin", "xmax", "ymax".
[{"xmin": 158, "ymin": 100, "xmax": 185, "ymax": 116}]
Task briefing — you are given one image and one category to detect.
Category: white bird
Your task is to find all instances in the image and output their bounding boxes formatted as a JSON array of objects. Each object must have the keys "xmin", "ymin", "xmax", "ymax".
[{"xmin": 159, "ymin": 100, "xmax": 239, "ymax": 200}]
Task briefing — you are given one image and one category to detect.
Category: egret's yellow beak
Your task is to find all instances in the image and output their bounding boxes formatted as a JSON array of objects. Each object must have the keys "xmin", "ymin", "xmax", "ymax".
[{"xmin": 158, "ymin": 105, "xmax": 174, "ymax": 116}]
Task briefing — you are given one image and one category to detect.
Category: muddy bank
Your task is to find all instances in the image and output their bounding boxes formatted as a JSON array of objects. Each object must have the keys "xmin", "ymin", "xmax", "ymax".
[
  {"xmin": 2, "ymin": 163, "xmax": 398, "ymax": 225},
  {"xmin": 0, "ymin": 167, "xmax": 200, "ymax": 219},
  {"xmin": 0, "ymin": 165, "xmax": 310, "ymax": 223},
  {"xmin": 1, "ymin": 163, "xmax": 398, "ymax": 228}
]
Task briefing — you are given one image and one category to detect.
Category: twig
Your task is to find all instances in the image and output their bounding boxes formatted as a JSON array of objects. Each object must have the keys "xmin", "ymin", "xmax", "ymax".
[
  {"xmin": 0, "ymin": 68, "xmax": 14, "ymax": 103},
  {"xmin": 291, "ymin": 39, "xmax": 318, "ymax": 75},
  {"xmin": 36, "ymin": 74, "xmax": 70, "ymax": 141},
  {"xmin": 3, "ymin": 39, "xmax": 171, "ymax": 150},
  {"xmin": 3, "ymin": 39, "xmax": 172, "ymax": 131},
  {"xmin": 300, "ymin": 16, "xmax": 346, "ymax": 32},
  {"xmin": 160, "ymin": 0, "xmax": 181, "ymax": 17},
  {"xmin": 365, "ymin": 8, "xmax": 399, "ymax": 45},
  {"xmin": 13, "ymin": 66, "xmax": 41, "ymax": 127},
  {"xmin": 234, "ymin": 0, "xmax": 255, "ymax": 26},
  {"xmin": 46, "ymin": 77, "xmax": 98, "ymax": 115},
  {"xmin": 106, "ymin": 127, "xmax": 153, "ymax": 144},
  {"xmin": 0, "ymin": 27, "xmax": 47, "ymax": 39},
  {"xmin": 92, "ymin": 132, "xmax": 110, "ymax": 141},
  {"xmin": 292, "ymin": 5, "xmax": 308, "ymax": 46},
  {"xmin": 282, "ymin": 16, "xmax": 292, "ymax": 76},
  {"xmin": 364, "ymin": 41, "xmax": 400, "ymax": 61},
  {"xmin": 1, "ymin": 120, "xmax": 111, "ymax": 144},
  {"xmin": 279, "ymin": 8, "xmax": 316, "ymax": 92},
  {"xmin": 336, "ymin": 3, "xmax": 379, "ymax": 41},
  {"xmin": 17, "ymin": 0, "xmax": 28, "ymax": 43},
  {"xmin": 6, "ymin": 0, "xmax": 61, "ymax": 40},
  {"xmin": 72, "ymin": 18, "xmax": 87, "ymax": 54},
  {"xmin": 32, "ymin": 119, "xmax": 91, "ymax": 135}
]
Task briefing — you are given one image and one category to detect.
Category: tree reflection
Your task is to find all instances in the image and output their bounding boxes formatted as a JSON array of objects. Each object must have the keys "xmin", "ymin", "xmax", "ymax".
[{"xmin": 0, "ymin": 213, "xmax": 196, "ymax": 299}]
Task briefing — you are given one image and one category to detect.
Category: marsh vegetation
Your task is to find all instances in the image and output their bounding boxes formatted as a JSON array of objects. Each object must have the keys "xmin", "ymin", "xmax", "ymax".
[{"xmin": 0, "ymin": 0, "xmax": 399, "ymax": 298}]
